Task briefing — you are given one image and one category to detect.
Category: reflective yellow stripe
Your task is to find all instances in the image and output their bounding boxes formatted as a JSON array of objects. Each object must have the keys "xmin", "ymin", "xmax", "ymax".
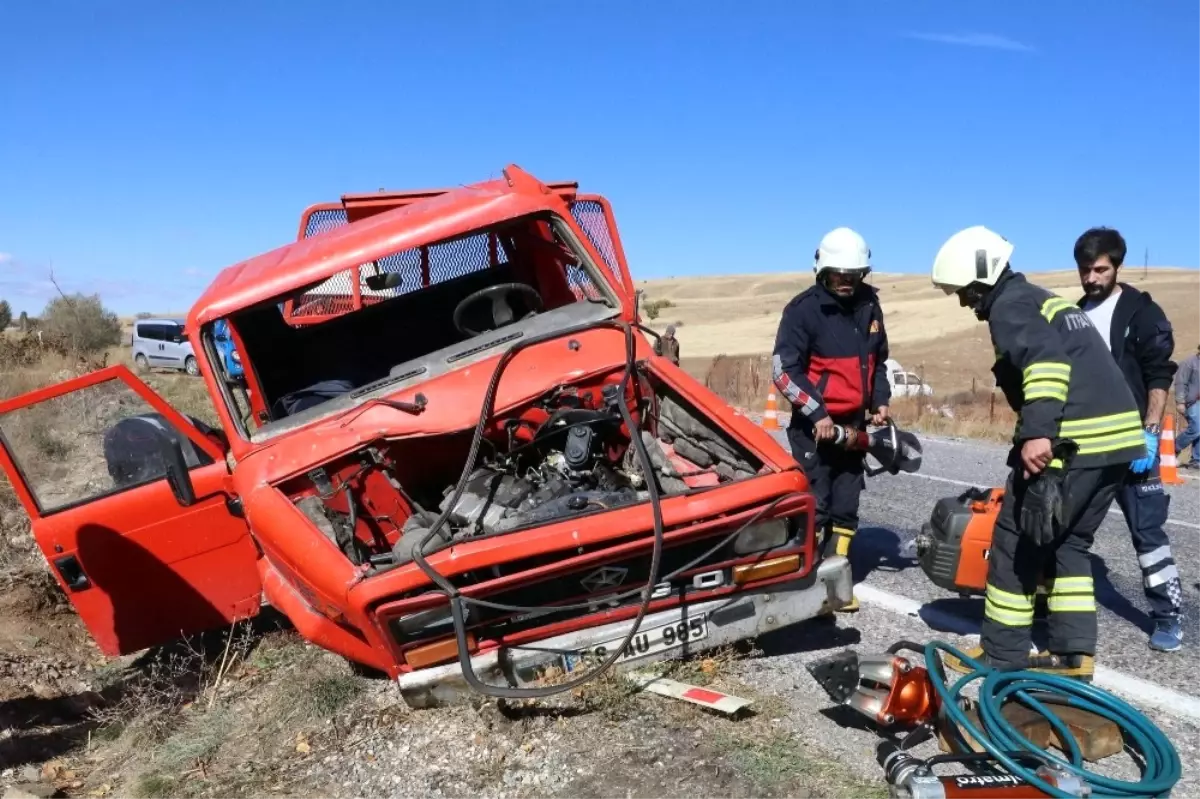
[
  {"xmin": 1048, "ymin": 595, "xmax": 1097, "ymax": 613},
  {"xmin": 1059, "ymin": 411, "xmax": 1142, "ymax": 435},
  {"xmin": 1024, "ymin": 378, "xmax": 1069, "ymax": 392},
  {"xmin": 985, "ymin": 599, "xmax": 1034, "ymax": 626},
  {"xmin": 1023, "ymin": 362, "xmax": 1071, "ymax": 381},
  {"xmin": 1048, "ymin": 576, "xmax": 1093, "ymax": 593},
  {"xmin": 1073, "ymin": 430, "xmax": 1147, "ymax": 456},
  {"xmin": 831, "ymin": 526, "xmax": 856, "ymax": 537},
  {"xmin": 1059, "ymin": 412, "xmax": 1145, "ymax": 455},
  {"xmin": 1047, "ymin": 576, "xmax": 1095, "ymax": 612},
  {"xmin": 1040, "ymin": 297, "xmax": 1076, "ymax": 322},
  {"xmin": 1049, "ymin": 458, "xmax": 1064, "ymax": 469},
  {"xmin": 985, "ymin": 584, "xmax": 1034, "ymax": 625},
  {"xmin": 987, "ymin": 584, "xmax": 1035, "ymax": 608},
  {"xmin": 1022, "ymin": 362, "xmax": 1069, "ymax": 404},
  {"xmin": 1025, "ymin": 386, "xmax": 1069, "ymax": 402}
]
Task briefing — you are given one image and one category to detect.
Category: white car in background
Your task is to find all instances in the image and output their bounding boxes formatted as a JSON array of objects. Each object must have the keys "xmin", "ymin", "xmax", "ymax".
[{"xmin": 885, "ymin": 358, "xmax": 933, "ymax": 397}]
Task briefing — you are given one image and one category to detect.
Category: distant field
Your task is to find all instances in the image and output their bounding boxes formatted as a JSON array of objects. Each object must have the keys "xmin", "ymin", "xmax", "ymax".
[{"xmin": 638, "ymin": 267, "xmax": 1199, "ymax": 395}]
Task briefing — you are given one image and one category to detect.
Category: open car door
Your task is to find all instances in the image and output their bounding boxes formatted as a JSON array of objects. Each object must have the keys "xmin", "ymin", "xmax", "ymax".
[{"xmin": 0, "ymin": 365, "xmax": 262, "ymax": 656}]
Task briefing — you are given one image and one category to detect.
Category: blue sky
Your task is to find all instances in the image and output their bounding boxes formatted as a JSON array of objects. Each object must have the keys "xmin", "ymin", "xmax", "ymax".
[{"xmin": 1, "ymin": 1, "xmax": 1196, "ymax": 315}]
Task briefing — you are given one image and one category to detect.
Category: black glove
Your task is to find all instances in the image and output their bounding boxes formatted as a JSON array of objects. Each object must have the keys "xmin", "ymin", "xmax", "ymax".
[{"xmin": 1018, "ymin": 469, "xmax": 1067, "ymax": 547}]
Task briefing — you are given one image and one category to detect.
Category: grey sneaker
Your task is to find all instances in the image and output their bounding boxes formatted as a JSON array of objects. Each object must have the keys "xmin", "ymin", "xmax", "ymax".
[{"xmin": 1150, "ymin": 616, "xmax": 1184, "ymax": 652}]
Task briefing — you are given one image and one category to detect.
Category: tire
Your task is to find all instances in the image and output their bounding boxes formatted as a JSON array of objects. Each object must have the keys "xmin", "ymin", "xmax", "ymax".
[
  {"xmin": 134, "ymin": 353, "xmax": 149, "ymax": 373},
  {"xmin": 184, "ymin": 356, "xmax": 199, "ymax": 377}
]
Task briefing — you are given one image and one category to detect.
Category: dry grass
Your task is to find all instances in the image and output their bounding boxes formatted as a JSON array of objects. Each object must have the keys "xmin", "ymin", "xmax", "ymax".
[
  {"xmin": 645, "ymin": 267, "xmax": 1199, "ymax": 397},
  {"xmin": 890, "ymin": 392, "xmax": 1019, "ymax": 443},
  {"xmin": 87, "ymin": 624, "xmax": 374, "ymax": 799}
]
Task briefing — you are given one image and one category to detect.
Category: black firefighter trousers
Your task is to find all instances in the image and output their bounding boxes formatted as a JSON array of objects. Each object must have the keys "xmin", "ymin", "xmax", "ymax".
[
  {"xmin": 787, "ymin": 424, "xmax": 865, "ymax": 558},
  {"xmin": 982, "ymin": 463, "xmax": 1125, "ymax": 667}
]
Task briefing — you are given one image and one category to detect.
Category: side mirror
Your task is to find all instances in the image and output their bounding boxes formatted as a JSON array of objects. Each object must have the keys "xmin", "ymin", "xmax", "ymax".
[
  {"xmin": 364, "ymin": 272, "xmax": 403, "ymax": 291},
  {"xmin": 161, "ymin": 435, "xmax": 196, "ymax": 507}
]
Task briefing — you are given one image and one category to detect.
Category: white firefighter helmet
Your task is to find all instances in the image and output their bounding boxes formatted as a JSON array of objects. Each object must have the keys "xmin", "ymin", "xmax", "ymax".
[
  {"xmin": 931, "ymin": 225, "xmax": 1014, "ymax": 295},
  {"xmin": 814, "ymin": 227, "xmax": 872, "ymax": 277}
]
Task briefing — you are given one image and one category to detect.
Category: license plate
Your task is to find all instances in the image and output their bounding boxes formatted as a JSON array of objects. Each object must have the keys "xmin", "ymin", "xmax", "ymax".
[{"xmin": 564, "ymin": 616, "xmax": 709, "ymax": 671}]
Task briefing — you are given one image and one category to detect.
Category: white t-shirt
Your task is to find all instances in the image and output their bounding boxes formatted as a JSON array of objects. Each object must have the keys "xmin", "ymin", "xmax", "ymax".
[{"xmin": 1081, "ymin": 288, "xmax": 1121, "ymax": 351}]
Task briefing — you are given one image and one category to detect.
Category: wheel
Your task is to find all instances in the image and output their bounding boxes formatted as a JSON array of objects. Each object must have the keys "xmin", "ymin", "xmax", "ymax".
[
  {"xmin": 134, "ymin": 353, "xmax": 149, "ymax": 373},
  {"xmin": 184, "ymin": 356, "xmax": 199, "ymax": 377}
]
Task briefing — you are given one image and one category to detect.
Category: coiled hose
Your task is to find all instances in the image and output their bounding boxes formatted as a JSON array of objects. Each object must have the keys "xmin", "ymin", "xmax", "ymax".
[{"xmin": 923, "ymin": 640, "xmax": 1181, "ymax": 798}]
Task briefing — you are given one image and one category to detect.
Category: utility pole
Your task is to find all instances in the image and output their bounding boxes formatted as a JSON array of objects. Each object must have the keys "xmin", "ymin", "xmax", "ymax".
[{"xmin": 1144, "ymin": 247, "xmax": 1149, "ymax": 279}]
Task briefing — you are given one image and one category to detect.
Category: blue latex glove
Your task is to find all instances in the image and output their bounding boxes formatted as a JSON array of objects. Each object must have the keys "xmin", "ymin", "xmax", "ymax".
[{"xmin": 1130, "ymin": 429, "xmax": 1159, "ymax": 474}]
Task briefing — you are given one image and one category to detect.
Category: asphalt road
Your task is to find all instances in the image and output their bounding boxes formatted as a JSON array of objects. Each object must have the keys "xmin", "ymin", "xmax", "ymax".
[{"xmin": 716, "ymin": 428, "xmax": 1200, "ymax": 791}]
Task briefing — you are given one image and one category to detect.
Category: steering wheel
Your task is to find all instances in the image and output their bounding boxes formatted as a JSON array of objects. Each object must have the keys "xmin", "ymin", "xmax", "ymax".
[{"xmin": 453, "ymin": 282, "xmax": 544, "ymax": 337}]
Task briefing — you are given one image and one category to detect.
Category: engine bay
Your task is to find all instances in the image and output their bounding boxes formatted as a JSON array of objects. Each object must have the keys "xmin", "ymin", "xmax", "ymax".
[{"xmin": 279, "ymin": 367, "xmax": 765, "ymax": 575}]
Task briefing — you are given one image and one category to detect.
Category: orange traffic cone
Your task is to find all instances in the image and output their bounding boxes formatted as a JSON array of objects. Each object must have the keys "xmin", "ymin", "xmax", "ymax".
[
  {"xmin": 1160, "ymin": 413, "xmax": 1184, "ymax": 485},
  {"xmin": 763, "ymin": 389, "xmax": 781, "ymax": 431}
]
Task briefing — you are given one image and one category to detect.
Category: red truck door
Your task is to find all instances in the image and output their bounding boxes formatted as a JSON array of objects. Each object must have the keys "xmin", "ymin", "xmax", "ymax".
[{"xmin": 0, "ymin": 365, "xmax": 262, "ymax": 656}]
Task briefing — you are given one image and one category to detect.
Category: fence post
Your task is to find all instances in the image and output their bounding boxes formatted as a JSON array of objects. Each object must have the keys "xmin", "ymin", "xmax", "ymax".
[
  {"xmin": 989, "ymin": 392, "xmax": 995, "ymax": 423},
  {"xmin": 972, "ymin": 377, "xmax": 977, "ymax": 396}
]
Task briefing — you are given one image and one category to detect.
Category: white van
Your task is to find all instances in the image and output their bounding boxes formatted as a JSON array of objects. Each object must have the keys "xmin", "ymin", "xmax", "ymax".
[
  {"xmin": 885, "ymin": 358, "xmax": 933, "ymax": 397},
  {"xmin": 131, "ymin": 318, "xmax": 199, "ymax": 376}
]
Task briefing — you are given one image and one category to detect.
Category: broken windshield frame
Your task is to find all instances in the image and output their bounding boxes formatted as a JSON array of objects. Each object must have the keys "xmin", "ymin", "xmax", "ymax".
[{"xmin": 205, "ymin": 212, "xmax": 625, "ymax": 446}]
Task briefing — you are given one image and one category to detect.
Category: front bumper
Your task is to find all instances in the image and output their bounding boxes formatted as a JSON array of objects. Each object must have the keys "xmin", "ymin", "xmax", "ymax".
[{"xmin": 397, "ymin": 555, "xmax": 853, "ymax": 708}]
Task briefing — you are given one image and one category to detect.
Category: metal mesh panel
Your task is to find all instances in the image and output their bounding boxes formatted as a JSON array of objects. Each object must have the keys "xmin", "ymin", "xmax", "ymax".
[
  {"xmin": 569, "ymin": 200, "xmax": 624, "ymax": 288},
  {"xmin": 304, "ymin": 208, "xmax": 349, "ymax": 238},
  {"xmin": 288, "ymin": 199, "xmax": 616, "ymax": 321},
  {"xmin": 565, "ymin": 264, "xmax": 604, "ymax": 301},
  {"xmin": 290, "ymin": 232, "xmax": 510, "ymax": 321}
]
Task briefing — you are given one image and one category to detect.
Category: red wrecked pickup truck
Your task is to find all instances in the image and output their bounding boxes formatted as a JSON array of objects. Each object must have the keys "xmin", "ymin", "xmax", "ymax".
[{"xmin": 0, "ymin": 165, "xmax": 852, "ymax": 707}]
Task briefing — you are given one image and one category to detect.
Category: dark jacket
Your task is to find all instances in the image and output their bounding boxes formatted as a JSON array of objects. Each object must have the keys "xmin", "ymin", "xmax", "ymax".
[
  {"xmin": 982, "ymin": 270, "xmax": 1144, "ymax": 469},
  {"xmin": 1074, "ymin": 283, "xmax": 1177, "ymax": 419},
  {"xmin": 771, "ymin": 282, "xmax": 890, "ymax": 426},
  {"xmin": 654, "ymin": 335, "xmax": 680, "ymax": 364}
]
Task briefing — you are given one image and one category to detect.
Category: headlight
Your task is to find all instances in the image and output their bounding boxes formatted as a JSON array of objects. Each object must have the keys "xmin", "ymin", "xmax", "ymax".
[
  {"xmin": 391, "ymin": 605, "xmax": 459, "ymax": 639},
  {"xmin": 733, "ymin": 518, "xmax": 790, "ymax": 555}
]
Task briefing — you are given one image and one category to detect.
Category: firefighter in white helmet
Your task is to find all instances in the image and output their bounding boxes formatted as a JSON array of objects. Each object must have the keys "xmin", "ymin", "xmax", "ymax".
[
  {"xmin": 772, "ymin": 228, "xmax": 892, "ymax": 611},
  {"xmin": 931, "ymin": 225, "xmax": 1146, "ymax": 679}
]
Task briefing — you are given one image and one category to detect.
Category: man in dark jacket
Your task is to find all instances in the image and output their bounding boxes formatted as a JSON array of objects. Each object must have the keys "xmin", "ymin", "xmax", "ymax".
[
  {"xmin": 654, "ymin": 324, "xmax": 680, "ymax": 365},
  {"xmin": 772, "ymin": 227, "xmax": 890, "ymax": 612},
  {"xmin": 931, "ymin": 226, "xmax": 1145, "ymax": 679},
  {"xmin": 1074, "ymin": 227, "xmax": 1183, "ymax": 651}
]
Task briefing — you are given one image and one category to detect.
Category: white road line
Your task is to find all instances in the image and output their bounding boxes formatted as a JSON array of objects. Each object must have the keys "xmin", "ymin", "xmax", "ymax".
[
  {"xmin": 892, "ymin": 470, "xmax": 1200, "ymax": 531},
  {"xmin": 853, "ymin": 584, "xmax": 1200, "ymax": 723}
]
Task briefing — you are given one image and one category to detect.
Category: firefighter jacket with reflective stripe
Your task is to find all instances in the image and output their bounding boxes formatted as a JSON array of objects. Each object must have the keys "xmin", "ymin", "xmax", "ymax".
[
  {"xmin": 983, "ymin": 270, "xmax": 1145, "ymax": 469},
  {"xmin": 1074, "ymin": 283, "xmax": 1177, "ymax": 420},
  {"xmin": 771, "ymin": 282, "xmax": 890, "ymax": 423}
]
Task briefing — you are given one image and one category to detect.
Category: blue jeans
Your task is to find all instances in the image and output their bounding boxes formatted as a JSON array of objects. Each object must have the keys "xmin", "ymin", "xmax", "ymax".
[{"xmin": 1178, "ymin": 401, "xmax": 1200, "ymax": 465}]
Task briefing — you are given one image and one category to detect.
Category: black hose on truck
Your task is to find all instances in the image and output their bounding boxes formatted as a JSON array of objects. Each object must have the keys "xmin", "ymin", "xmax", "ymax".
[{"xmin": 409, "ymin": 319, "xmax": 667, "ymax": 699}]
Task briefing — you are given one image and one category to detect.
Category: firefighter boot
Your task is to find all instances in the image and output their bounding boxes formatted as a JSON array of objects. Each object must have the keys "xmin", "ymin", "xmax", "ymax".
[
  {"xmin": 941, "ymin": 646, "xmax": 1094, "ymax": 682},
  {"xmin": 822, "ymin": 526, "xmax": 859, "ymax": 613}
]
